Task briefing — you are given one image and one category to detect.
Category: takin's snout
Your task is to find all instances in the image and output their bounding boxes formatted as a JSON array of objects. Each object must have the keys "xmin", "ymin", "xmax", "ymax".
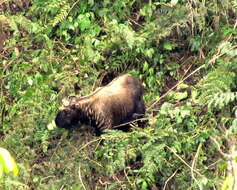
[{"xmin": 55, "ymin": 107, "xmax": 78, "ymax": 129}]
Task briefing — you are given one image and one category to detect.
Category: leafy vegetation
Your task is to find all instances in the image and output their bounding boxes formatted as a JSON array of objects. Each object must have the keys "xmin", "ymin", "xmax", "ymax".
[{"xmin": 0, "ymin": 0, "xmax": 237, "ymax": 189}]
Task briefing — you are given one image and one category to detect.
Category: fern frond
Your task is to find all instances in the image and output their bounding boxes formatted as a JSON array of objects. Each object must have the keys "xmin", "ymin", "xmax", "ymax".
[
  {"xmin": 51, "ymin": 2, "xmax": 71, "ymax": 27},
  {"xmin": 48, "ymin": 0, "xmax": 68, "ymax": 9},
  {"xmin": 0, "ymin": 14, "xmax": 42, "ymax": 38},
  {"xmin": 198, "ymin": 59, "xmax": 237, "ymax": 108},
  {"xmin": 208, "ymin": 92, "xmax": 237, "ymax": 109},
  {"xmin": 199, "ymin": 38, "xmax": 237, "ymax": 109}
]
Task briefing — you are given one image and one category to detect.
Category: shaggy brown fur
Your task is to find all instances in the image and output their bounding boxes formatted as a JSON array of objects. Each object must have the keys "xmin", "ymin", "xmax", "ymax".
[{"xmin": 55, "ymin": 74, "xmax": 145, "ymax": 134}]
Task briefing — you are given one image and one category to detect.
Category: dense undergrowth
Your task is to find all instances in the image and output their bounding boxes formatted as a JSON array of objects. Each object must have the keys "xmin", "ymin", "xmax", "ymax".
[{"xmin": 0, "ymin": 0, "xmax": 237, "ymax": 189}]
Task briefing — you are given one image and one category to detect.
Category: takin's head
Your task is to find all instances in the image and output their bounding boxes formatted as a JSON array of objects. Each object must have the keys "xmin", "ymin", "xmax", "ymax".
[
  {"xmin": 55, "ymin": 107, "xmax": 77, "ymax": 129},
  {"xmin": 55, "ymin": 96, "xmax": 82, "ymax": 129}
]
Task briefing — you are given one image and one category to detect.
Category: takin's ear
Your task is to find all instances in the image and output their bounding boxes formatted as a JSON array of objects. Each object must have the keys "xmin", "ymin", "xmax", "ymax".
[
  {"xmin": 62, "ymin": 96, "xmax": 78, "ymax": 107},
  {"xmin": 62, "ymin": 98, "xmax": 70, "ymax": 107}
]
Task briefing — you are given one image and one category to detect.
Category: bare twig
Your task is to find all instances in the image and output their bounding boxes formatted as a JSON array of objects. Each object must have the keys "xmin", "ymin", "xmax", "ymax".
[
  {"xmin": 124, "ymin": 168, "xmax": 132, "ymax": 186},
  {"xmin": 207, "ymin": 159, "xmax": 221, "ymax": 168},
  {"xmin": 59, "ymin": 184, "xmax": 65, "ymax": 190},
  {"xmin": 78, "ymin": 138, "xmax": 101, "ymax": 152},
  {"xmin": 67, "ymin": 0, "xmax": 80, "ymax": 19},
  {"xmin": 163, "ymin": 169, "xmax": 178, "ymax": 190},
  {"xmin": 208, "ymin": 45, "xmax": 237, "ymax": 64},
  {"xmin": 86, "ymin": 156, "xmax": 103, "ymax": 167},
  {"xmin": 78, "ymin": 166, "xmax": 87, "ymax": 190},
  {"xmin": 166, "ymin": 145, "xmax": 202, "ymax": 176},
  {"xmin": 191, "ymin": 143, "xmax": 203, "ymax": 190},
  {"xmin": 180, "ymin": 63, "xmax": 193, "ymax": 81},
  {"xmin": 99, "ymin": 178, "xmax": 111, "ymax": 185},
  {"xmin": 147, "ymin": 64, "xmax": 205, "ymax": 111},
  {"xmin": 112, "ymin": 117, "xmax": 148, "ymax": 129},
  {"xmin": 41, "ymin": 175, "xmax": 55, "ymax": 181},
  {"xmin": 128, "ymin": 18, "xmax": 143, "ymax": 28},
  {"xmin": 210, "ymin": 137, "xmax": 230, "ymax": 158}
]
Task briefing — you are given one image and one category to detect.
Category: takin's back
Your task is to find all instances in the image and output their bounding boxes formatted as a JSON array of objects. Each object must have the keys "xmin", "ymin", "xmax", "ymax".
[
  {"xmin": 78, "ymin": 74, "xmax": 144, "ymax": 102},
  {"xmin": 85, "ymin": 73, "xmax": 145, "ymax": 129}
]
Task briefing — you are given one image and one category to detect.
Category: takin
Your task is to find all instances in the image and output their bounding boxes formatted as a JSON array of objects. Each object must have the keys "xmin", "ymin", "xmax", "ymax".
[{"xmin": 55, "ymin": 73, "xmax": 146, "ymax": 134}]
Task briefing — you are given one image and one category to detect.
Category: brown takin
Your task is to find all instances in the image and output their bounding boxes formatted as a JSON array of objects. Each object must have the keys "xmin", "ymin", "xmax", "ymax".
[{"xmin": 55, "ymin": 73, "xmax": 146, "ymax": 135}]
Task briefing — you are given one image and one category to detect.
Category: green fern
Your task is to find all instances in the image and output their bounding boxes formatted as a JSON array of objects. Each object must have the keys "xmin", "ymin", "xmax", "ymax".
[
  {"xmin": 198, "ymin": 41, "xmax": 237, "ymax": 109},
  {"xmin": 198, "ymin": 63, "xmax": 236, "ymax": 104},
  {"xmin": 48, "ymin": 0, "xmax": 68, "ymax": 9},
  {"xmin": 51, "ymin": 1, "xmax": 71, "ymax": 27},
  {"xmin": 208, "ymin": 92, "xmax": 237, "ymax": 109}
]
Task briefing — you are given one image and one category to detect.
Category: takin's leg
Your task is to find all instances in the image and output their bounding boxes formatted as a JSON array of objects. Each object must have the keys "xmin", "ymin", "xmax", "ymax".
[
  {"xmin": 133, "ymin": 100, "xmax": 147, "ymax": 127},
  {"xmin": 117, "ymin": 100, "xmax": 147, "ymax": 130}
]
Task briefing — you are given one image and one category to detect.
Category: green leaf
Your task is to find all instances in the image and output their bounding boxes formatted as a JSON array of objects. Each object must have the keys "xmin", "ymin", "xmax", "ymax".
[
  {"xmin": 191, "ymin": 89, "xmax": 198, "ymax": 101},
  {"xmin": 160, "ymin": 102, "xmax": 173, "ymax": 115},
  {"xmin": 163, "ymin": 42, "xmax": 173, "ymax": 51},
  {"xmin": 88, "ymin": 0, "xmax": 94, "ymax": 6},
  {"xmin": 0, "ymin": 163, "xmax": 3, "ymax": 178},
  {"xmin": 78, "ymin": 14, "xmax": 91, "ymax": 32},
  {"xmin": 173, "ymin": 91, "xmax": 188, "ymax": 101},
  {"xmin": 145, "ymin": 48, "xmax": 154, "ymax": 58},
  {"xmin": 178, "ymin": 83, "xmax": 189, "ymax": 89},
  {"xmin": 180, "ymin": 109, "xmax": 190, "ymax": 118},
  {"xmin": 0, "ymin": 148, "xmax": 18, "ymax": 177},
  {"xmin": 143, "ymin": 61, "xmax": 149, "ymax": 72},
  {"xmin": 141, "ymin": 181, "xmax": 148, "ymax": 190}
]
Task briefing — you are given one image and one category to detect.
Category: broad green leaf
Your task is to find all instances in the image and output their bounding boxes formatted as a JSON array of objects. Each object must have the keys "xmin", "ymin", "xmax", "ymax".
[
  {"xmin": 178, "ymin": 83, "xmax": 189, "ymax": 89},
  {"xmin": 78, "ymin": 14, "xmax": 91, "ymax": 31},
  {"xmin": 143, "ymin": 61, "xmax": 149, "ymax": 72},
  {"xmin": 145, "ymin": 48, "xmax": 154, "ymax": 58},
  {"xmin": 0, "ymin": 148, "xmax": 18, "ymax": 177},
  {"xmin": 191, "ymin": 89, "xmax": 198, "ymax": 101},
  {"xmin": 0, "ymin": 163, "xmax": 3, "ymax": 178},
  {"xmin": 173, "ymin": 91, "xmax": 188, "ymax": 101},
  {"xmin": 163, "ymin": 42, "xmax": 173, "ymax": 50}
]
